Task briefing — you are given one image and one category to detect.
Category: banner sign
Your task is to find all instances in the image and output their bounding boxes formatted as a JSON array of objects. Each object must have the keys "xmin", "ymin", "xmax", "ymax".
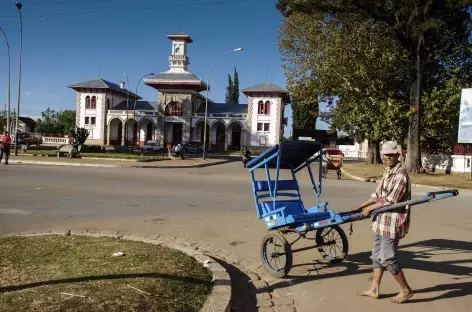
[{"xmin": 458, "ymin": 88, "xmax": 472, "ymax": 144}]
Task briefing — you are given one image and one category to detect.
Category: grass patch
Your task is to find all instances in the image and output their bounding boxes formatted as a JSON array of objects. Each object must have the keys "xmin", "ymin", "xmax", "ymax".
[
  {"xmin": 344, "ymin": 162, "xmax": 472, "ymax": 190},
  {"xmin": 0, "ymin": 235, "xmax": 212, "ymax": 312}
]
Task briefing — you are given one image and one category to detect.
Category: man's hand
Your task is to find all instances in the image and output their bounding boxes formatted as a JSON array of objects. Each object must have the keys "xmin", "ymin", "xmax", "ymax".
[{"xmin": 362, "ymin": 208, "xmax": 372, "ymax": 218}]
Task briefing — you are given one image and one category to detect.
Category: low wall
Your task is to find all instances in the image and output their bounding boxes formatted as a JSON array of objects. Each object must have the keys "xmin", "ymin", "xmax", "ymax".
[
  {"xmin": 42, "ymin": 137, "xmax": 70, "ymax": 146},
  {"xmin": 422, "ymin": 154, "xmax": 472, "ymax": 173}
]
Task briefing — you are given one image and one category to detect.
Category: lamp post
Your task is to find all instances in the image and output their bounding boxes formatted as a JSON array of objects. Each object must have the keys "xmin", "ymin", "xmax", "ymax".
[
  {"xmin": 14, "ymin": 1, "xmax": 22, "ymax": 156},
  {"xmin": 134, "ymin": 73, "xmax": 154, "ymax": 118},
  {"xmin": 124, "ymin": 73, "xmax": 129, "ymax": 146},
  {"xmin": 0, "ymin": 26, "xmax": 11, "ymax": 134},
  {"xmin": 202, "ymin": 48, "xmax": 243, "ymax": 160}
]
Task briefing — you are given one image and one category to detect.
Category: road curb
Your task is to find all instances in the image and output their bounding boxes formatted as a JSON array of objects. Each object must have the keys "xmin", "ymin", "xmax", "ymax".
[
  {"xmin": 341, "ymin": 168, "xmax": 472, "ymax": 193},
  {"xmin": 8, "ymin": 159, "xmax": 119, "ymax": 168},
  {"xmin": 125, "ymin": 159, "xmax": 233, "ymax": 169},
  {"xmin": 7, "ymin": 159, "xmax": 233, "ymax": 169},
  {"xmin": 1, "ymin": 230, "xmax": 233, "ymax": 312}
]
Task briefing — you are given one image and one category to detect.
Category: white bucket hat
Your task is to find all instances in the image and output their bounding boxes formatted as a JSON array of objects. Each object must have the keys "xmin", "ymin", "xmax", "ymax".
[{"xmin": 381, "ymin": 141, "xmax": 400, "ymax": 155}]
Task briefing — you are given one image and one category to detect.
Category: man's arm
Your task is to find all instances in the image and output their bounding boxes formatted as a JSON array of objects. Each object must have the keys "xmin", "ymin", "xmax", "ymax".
[{"xmin": 361, "ymin": 173, "xmax": 408, "ymax": 217}]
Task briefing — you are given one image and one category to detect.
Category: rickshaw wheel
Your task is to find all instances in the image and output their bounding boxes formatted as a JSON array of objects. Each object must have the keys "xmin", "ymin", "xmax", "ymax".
[
  {"xmin": 260, "ymin": 233, "xmax": 292, "ymax": 278},
  {"xmin": 315, "ymin": 225, "xmax": 349, "ymax": 264}
]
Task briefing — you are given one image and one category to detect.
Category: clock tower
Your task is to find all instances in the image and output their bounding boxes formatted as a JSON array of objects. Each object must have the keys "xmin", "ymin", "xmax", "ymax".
[{"xmin": 167, "ymin": 33, "xmax": 192, "ymax": 73}]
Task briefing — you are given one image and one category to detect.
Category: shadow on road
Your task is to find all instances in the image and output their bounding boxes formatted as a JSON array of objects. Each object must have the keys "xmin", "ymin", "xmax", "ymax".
[
  {"xmin": 212, "ymin": 257, "xmax": 258, "ymax": 312},
  {"xmin": 259, "ymin": 238, "xmax": 472, "ymax": 303}
]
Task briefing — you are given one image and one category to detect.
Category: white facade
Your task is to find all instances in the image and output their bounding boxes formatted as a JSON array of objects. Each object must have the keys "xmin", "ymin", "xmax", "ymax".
[{"xmin": 70, "ymin": 32, "xmax": 290, "ymax": 150}]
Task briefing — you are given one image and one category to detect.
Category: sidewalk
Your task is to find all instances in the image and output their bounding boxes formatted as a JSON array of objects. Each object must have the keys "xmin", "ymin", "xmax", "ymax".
[{"xmin": 6, "ymin": 155, "xmax": 233, "ymax": 169}]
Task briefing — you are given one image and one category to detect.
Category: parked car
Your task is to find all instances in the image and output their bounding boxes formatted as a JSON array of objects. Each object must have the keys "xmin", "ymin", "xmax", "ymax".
[
  {"xmin": 141, "ymin": 140, "xmax": 161, "ymax": 152},
  {"xmin": 15, "ymin": 132, "xmax": 42, "ymax": 146},
  {"xmin": 171, "ymin": 141, "xmax": 203, "ymax": 154}
]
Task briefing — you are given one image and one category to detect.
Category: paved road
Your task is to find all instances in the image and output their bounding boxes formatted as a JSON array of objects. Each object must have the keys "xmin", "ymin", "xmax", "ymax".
[{"xmin": 0, "ymin": 163, "xmax": 471, "ymax": 312}]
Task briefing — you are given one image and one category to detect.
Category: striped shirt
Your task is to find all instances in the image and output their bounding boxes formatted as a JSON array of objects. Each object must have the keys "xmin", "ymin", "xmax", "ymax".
[{"xmin": 370, "ymin": 162, "xmax": 411, "ymax": 239}]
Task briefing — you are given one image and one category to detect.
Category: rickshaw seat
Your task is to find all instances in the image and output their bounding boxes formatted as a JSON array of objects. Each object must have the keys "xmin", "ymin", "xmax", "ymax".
[{"xmin": 286, "ymin": 211, "xmax": 331, "ymax": 224}]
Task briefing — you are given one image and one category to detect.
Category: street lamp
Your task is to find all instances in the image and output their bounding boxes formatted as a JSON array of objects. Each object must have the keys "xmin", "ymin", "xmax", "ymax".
[
  {"xmin": 202, "ymin": 48, "xmax": 243, "ymax": 160},
  {"xmin": 134, "ymin": 73, "xmax": 154, "ymax": 118},
  {"xmin": 14, "ymin": 1, "xmax": 23, "ymax": 156},
  {"xmin": 0, "ymin": 26, "xmax": 11, "ymax": 134},
  {"xmin": 124, "ymin": 73, "xmax": 130, "ymax": 146}
]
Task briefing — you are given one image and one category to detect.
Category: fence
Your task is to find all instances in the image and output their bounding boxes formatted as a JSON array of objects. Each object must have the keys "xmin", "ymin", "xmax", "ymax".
[
  {"xmin": 339, "ymin": 150, "xmax": 367, "ymax": 159},
  {"xmin": 43, "ymin": 137, "xmax": 70, "ymax": 145},
  {"xmin": 453, "ymin": 144, "xmax": 472, "ymax": 156}
]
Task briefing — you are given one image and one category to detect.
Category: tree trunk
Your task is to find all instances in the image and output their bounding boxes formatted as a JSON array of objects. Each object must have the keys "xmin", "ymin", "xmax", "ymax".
[
  {"xmin": 397, "ymin": 135, "xmax": 406, "ymax": 166},
  {"xmin": 405, "ymin": 40, "xmax": 423, "ymax": 173},
  {"xmin": 366, "ymin": 141, "xmax": 381, "ymax": 164}
]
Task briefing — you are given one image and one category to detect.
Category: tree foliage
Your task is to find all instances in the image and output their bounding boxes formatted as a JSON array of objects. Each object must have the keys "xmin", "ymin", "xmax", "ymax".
[
  {"xmin": 0, "ymin": 110, "xmax": 16, "ymax": 133},
  {"xmin": 225, "ymin": 67, "xmax": 240, "ymax": 104},
  {"xmin": 36, "ymin": 108, "xmax": 76, "ymax": 135},
  {"xmin": 276, "ymin": 0, "xmax": 472, "ymax": 172}
]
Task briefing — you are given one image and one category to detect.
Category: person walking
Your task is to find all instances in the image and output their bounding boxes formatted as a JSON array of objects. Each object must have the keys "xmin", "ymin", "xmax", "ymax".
[
  {"xmin": 350, "ymin": 141, "xmax": 413, "ymax": 303},
  {"xmin": 0, "ymin": 131, "xmax": 12, "ymax": 165}
]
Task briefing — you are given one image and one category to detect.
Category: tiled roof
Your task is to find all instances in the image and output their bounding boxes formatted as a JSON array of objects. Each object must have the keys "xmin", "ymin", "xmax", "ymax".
[
  {"xmin": 196, "ymin": 103, "xmax": 248, "ymax": 114},
  {"xmin": 68, "ymin": 78, "xmax": 141, "ymax": 99},
  {"xmin": 19, "ymin": 116, "xmax": 36, "ymax": 126},
  {"xmin": 113, "ymin": 100, "xmax": 157, "ymax": 111},
  {"xmin": 145, "ymin": 72, "xmax": 203, "ymax": 82},
  {"xmin": 242, "ymin": 82, "xmax": 289, "ymax": 93}
]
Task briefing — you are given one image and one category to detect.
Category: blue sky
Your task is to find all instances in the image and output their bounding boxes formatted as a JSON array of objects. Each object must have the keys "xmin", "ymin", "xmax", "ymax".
[{"xmin": 0, "ymin": 0, "xmax": 329, "ymax": 133}]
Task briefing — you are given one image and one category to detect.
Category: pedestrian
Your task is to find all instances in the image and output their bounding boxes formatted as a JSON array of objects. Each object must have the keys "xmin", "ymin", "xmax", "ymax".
[
  {"xmin": 242, "ymin": 146, "xmax": 252, "ymax": 168},
  {"xmin": 350, "ymin": 141, "xmax": 413, "ymax": 303},
  {"xmin": 0, "ymin": 131, "xmax": 11, "ymax": 165},
  {"xmin": 174, "ymin": 143, "xmax": 184, "ymax": 159}
]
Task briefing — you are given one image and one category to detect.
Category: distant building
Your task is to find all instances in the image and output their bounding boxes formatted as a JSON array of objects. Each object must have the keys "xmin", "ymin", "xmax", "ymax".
[
  {"xmin": 68, "ymin": 32, "xmax": 290, "ymax": 151},
  {"xmin": 18, "ymin": 117, "xmax": 37, "ymax": 133}
]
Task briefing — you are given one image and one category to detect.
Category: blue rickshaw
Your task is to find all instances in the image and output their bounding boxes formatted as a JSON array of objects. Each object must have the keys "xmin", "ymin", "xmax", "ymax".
[{"xmin": 246, "ymin": 140, "xmax": 459, "ymax": 278}]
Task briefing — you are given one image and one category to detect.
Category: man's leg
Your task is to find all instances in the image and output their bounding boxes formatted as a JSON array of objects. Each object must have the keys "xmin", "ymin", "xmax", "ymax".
[
  {"xmin": 4, "ymin": 147, "xmax": 9, "ymax": 164},
  {"xmin": 379, "ymin": 236, "xmax": 413, "ymax": 303},
  {"xmin": 359, "ymin": 233, "xmax": 383, "ymax": 299},
  {"xmin": 0, "ymin": 147, "xmax": 3, "ymax": 163}
]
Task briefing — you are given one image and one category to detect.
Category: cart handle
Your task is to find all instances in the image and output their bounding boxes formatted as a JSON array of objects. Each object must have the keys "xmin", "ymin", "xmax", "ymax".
[{"xmin": 348, "ymin": 189, "xmax": 459, "ymax": 220}]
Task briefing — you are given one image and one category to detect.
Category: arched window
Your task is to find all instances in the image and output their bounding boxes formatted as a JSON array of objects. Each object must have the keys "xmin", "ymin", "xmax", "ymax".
[
  {"xmin": 264, "ymin": 100, "xmax": 271, "ymax": 115},
  {"xmin": 258, "ymin": 100, "xmax": 270, "ymax": 115},
  {"xmin": 106, "ymin": 98, "xmax": 111, "ymax": 110},
  {"xmin": 91, "ymin": 96, "xmax": 97, "ymax": 109},
  {"xmin": 165, "ymin": 101, "xmax": 184, "ymax": 116},
  {"xmin": 85, "ymin": 96, "xmax": 91, "ymax": 109}
]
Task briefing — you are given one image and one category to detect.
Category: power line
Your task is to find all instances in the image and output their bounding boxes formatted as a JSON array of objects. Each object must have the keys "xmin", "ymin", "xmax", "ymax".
[
  {"xmin": 34, "ymin": 0, "xmax": 253, "ymax": 18},
  {"xmin": 29, "ymin": 0, "xmax": 122, "ymax": 6}
]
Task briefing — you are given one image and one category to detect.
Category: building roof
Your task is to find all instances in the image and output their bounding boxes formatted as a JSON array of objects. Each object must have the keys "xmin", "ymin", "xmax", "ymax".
[
  {"xmin": 68, "ymin": 78, "xmax": 142, "ymax": 99},
  {"xmin": 196, "ymin": 103, "xmax": 248, "ymax": 114},
  {"xmin": 167, "ymin": 33, "xmax": 193, "ymax": 43},
  {"xmin": 145, "ymin": 72, "xmax": 203, "ymax": 82},
  {"xmin": 113, "ymin": 100, "xmax": 157, "ymax": 111},
  {"xmin": 19, "ymin": 116, "xmax": 36, "ymax": 126},
  {"xmin": 144, "ymin": 71, "xmax": 208, "ymax": 92},
  {"xmin": 242, "ymin": 82, "xmax": 289, "ymax": 94}
]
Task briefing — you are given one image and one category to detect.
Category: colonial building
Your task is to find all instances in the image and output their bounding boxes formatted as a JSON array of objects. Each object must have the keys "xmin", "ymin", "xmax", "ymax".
[{"xmin": 68, "ymin": 32, "xmax": 290, "ymax": 151}]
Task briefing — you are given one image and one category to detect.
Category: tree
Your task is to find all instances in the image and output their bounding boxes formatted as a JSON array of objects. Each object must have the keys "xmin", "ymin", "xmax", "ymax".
[
  {"xmin": 278, "ymin": 10, "xmax": 410, "ymax": 163},
  {"xmin": 276, "ymin": 0, "xmax": 472, "ymax": 173},
  {"xmin": 232, "ymin": 67, "xmax": 240, "ymax": 104},
  {"xmin": 421, "ymin": 75, "xmax": 470, "ymax": 154},
  {"xmin": 225, "ymin": 68, "xmax": 240, "ymax": 104},
  {"xmin": 225, "ymin": 74, "xmax": 234, "ymax": 103},
  {"xmin": 36, "ymin": 108, "xmax": 76, "ymax": 135}
]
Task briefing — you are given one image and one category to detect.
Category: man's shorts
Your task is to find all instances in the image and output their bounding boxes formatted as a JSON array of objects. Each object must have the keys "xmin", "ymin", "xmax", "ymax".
[{"xmin": 370, "ymin": 232, "xmax": 401, "ymax": 274}]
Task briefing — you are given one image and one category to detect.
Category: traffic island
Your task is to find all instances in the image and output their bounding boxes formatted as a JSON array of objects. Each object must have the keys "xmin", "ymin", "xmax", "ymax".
[{"xmin": 0, "ymin": 234, "xmax": 225, "ymax": 312}]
